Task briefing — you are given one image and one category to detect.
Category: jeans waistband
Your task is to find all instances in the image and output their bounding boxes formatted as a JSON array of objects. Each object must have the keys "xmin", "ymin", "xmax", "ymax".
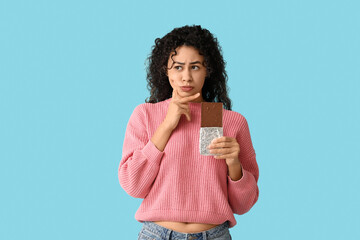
[{"xmin": 142, "ymin": 220, "xmax": 229, "ymax": 239}]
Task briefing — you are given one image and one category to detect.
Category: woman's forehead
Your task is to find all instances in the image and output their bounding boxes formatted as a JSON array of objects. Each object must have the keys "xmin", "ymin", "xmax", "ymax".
[{"xmin": 169, "ymin": 46, "xmax": 204, "ymax": 62}]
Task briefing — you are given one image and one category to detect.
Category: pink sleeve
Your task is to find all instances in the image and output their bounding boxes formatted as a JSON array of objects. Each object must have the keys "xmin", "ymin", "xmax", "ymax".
[
  {"xmin": 227, "ymin": 115, "xmax": 259, "ymax": 215},
  {"xmin": 118, "ymin": 104, "xmax": 165, "ymax": 199}
]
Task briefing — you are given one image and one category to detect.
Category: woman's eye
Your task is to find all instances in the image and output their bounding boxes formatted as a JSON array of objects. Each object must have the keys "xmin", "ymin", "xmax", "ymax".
[{"xmin": 174, "ymin": 66, "xmax": 199, "ymax": 70}]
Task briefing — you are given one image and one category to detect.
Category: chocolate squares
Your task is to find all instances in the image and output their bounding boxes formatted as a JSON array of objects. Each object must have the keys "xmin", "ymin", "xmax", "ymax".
[{"xmin": 201, "ymin": 102, "xmax": 223, "ymax": 127}]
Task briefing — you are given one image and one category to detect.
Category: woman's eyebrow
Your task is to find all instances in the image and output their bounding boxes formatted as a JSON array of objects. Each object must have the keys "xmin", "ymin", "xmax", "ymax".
[{"xmin": 174, "ymin": 61, "xmax": 201, "ymax": 65}]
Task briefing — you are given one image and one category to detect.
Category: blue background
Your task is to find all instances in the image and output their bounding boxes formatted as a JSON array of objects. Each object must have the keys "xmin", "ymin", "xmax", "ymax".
[{"xmin": 1, "ymin": 0, "xmax": 359, "ymax": 239}]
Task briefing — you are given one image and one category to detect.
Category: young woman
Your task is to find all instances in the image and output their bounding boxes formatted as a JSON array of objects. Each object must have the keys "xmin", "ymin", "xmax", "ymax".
[{"xmin": 119, "ymin": 25, "xmax": 259, "ymax": 240}]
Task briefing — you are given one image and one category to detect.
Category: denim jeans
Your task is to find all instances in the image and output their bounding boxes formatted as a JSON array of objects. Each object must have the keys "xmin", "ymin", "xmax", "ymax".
[{"xmin": 138, "ymin": 220, "xmax": 232, "ymax": 240}]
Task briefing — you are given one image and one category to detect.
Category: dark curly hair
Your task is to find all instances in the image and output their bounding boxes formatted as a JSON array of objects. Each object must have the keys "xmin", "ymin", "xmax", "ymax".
[{"xmin": 144, "ymin": 24, "xmax": 232, "ymax": 110}]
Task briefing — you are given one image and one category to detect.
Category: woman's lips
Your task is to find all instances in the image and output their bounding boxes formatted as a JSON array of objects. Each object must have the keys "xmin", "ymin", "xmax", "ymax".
[{"xmin": 180, "ymin": 86, "xmax": 194, "ymax": 92}]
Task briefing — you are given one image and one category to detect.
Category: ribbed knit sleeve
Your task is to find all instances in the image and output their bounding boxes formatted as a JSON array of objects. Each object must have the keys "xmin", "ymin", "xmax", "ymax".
[
  {"xmin": 227, "ymin": 115, "xmax": 259, "ymax": 215},
  {"xmin": 118, "ymin": 104, "xmax": 165, "ymax": 199}
]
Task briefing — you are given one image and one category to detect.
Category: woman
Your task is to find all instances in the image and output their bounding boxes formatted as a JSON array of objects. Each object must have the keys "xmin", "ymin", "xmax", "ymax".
[{"xmin": 119, "ymin": 25, "xmax": 259, "ymax": 240}]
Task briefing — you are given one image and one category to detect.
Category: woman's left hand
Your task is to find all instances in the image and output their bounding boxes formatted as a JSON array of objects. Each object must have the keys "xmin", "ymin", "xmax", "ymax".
[{"xmin": 207, "ymin": 136, "xmax": 241, "ymax": 166}]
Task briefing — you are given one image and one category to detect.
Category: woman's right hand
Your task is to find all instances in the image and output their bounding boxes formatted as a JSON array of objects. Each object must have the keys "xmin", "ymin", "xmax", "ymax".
[{"xmin": 163, "ymin": 88, "xmax": 200, "ymax": 131}]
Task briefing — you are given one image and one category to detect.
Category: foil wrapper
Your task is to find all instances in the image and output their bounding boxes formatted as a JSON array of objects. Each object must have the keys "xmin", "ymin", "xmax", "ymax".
[{"xmin": 199, "ymin": 127, "xmax": 223, "ymax": 156}]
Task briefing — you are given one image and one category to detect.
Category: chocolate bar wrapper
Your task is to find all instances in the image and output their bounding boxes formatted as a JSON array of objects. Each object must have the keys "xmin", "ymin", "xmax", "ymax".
[{"xmin": 199, "ymin": 127, "xmax": 223, "ymax": 156}]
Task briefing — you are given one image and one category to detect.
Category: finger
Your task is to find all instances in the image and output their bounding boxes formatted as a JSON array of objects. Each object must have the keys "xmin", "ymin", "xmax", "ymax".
[
  {"xmin": 178, "ymin": 92, "xmax": 200, "ymax": 104},
  {"xmin": 209, "ymin": 140, "xmax": 236, "ymax": 150},
  {"xmin": 210, "ymin": 137, "xmax": 221, "ymax": 144},
  {"xmin": 209, "ymin": 143, "xmax": 227, "ymax": 150},
  {"xmin": 211, "ymin": 136, "xmax": 233, "ymax": 144},
  {"xmin": 214, "ymin": 141, "xmax": 233, "ymax": 148},
  {"xmin": 214, "ymin": 154, "xmax": 224, "ymax": 159},
  {"xmin": 215, "ymin": 152, "xmax": 238, "ymax": 159},
  {"xmin": 213, "ymin": 152, "xmax": 226, "ymax": 159},
  {"xmin": 210, "ymin": 146, "xmax": 233, "ymax": 155},
  {"xmin": 212, "ymin": 149, "xmax": 235, "ymax": 158}
]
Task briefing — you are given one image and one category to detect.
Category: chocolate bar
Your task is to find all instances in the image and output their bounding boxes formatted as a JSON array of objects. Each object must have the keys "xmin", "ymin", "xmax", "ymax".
[
  {"xmin": 201, "ymin": 102, "xmax": 223, "ymax": 127},
  {"xmin": 199, "ymin": 102, "xmax": 223, "ymax": 156}
]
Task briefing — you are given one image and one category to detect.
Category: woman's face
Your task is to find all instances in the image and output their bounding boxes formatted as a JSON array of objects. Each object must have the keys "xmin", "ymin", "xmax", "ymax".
[{"xmin": 167, "ymin": 45, "xmax": 207, "ymax": 102}]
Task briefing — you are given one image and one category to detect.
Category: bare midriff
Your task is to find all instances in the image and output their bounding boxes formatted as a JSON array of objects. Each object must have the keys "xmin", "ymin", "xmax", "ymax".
[{"xmin": 153, "ymin": 221, "xmax": 220, "ymax": 233}]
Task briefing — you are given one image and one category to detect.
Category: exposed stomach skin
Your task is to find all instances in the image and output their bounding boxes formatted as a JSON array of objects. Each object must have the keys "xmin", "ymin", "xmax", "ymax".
[{"xmin": 152, "ymin": 221, "xmax": 221, "ymax": 233}]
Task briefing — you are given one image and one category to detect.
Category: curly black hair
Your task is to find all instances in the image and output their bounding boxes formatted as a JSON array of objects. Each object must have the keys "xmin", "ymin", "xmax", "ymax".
[{"xmin": 144, "ymin": 24, "xmax": 232, "ymax": 110}]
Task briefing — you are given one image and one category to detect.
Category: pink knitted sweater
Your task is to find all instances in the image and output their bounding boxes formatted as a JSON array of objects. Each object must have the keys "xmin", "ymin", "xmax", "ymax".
[{"xmin": 118, "ymin": 98, "xmax": 259, "ymax": 228}]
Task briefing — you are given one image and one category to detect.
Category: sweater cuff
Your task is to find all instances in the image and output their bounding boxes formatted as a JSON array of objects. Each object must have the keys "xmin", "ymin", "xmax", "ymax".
[{"xmin": 141, "ymin": 139, "xmax": 165, "ymax": 166}]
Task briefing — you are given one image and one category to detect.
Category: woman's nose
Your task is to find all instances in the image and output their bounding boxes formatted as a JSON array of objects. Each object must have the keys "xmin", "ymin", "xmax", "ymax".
[{"xmin": 182, "ymin": 68, "xmax": 193, "ymax": 81}]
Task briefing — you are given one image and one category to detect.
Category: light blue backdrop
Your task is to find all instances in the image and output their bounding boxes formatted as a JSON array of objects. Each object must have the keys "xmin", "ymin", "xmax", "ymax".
[{"xmin": 1, "ymin": 0, "xmax": 359, "ymax": 239}]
